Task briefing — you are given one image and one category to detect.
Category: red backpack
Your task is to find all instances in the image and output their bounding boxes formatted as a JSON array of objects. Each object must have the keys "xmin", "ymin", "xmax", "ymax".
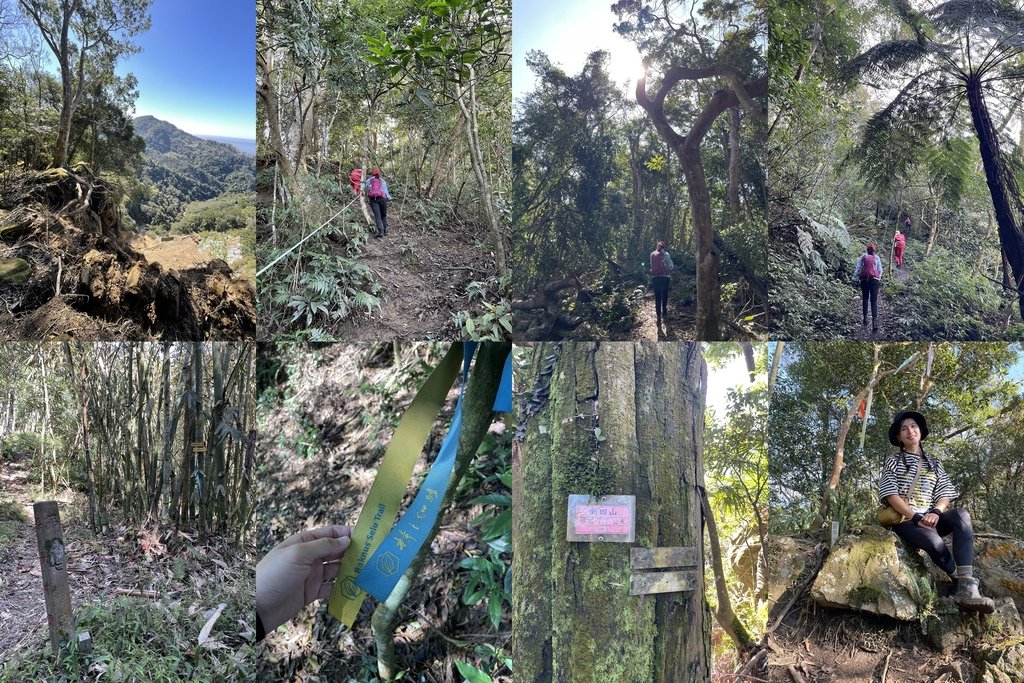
[
  {"xmin": 860, "ymin": 253, "xmax": 880, "ymax": 279},
  {"xmin": 650, "ymin": 250, "xmax": 670, "ymax": 276},
  {"xmin": 368, "ymin": 176, "xmax": 385, "ymax": 199}
]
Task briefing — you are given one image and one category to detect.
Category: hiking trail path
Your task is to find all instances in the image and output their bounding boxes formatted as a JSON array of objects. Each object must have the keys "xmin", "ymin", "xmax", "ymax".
[
  {"xmin": 330, "ymin": 206, "xmax": 498, "ymax": 340},
  {"xmin": 0, "ymin": 454, "xmax": 119, "ymax": 657},
  {"xmin": 631, "ymin": 293, "xmax": 695, "ymax": 341},
  {"xmin": 847, "ymin": 249, "xmax": 912, "ymax": 340}
]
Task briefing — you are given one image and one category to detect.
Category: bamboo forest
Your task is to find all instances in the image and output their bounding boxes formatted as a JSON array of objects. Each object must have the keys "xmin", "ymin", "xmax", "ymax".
[
  {"xmin": 769, "ymin": 0, "xmax": 1024, "ymax": 340},
  {"xmin": 0, "ymin": 342, "xmax": 256, "ymax": 680},
  {"xmin": 256, "ymin": 0, "xmax": 512, "ymax": 342},
  {"xmin": 511, "ymin": 1, "xmax": 767, "ymax": 342}
]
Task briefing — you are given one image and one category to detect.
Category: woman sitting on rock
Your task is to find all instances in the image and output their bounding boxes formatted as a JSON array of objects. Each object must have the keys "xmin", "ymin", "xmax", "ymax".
[{"xmin": 877, "ymin": 410, "xmax": 994, "ymax": 613}]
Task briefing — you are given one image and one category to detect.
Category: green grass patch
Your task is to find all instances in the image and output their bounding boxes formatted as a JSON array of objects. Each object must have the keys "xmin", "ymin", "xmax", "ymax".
[
  {"xmin": 0, "ymin": 595, "xmax": 254, "ymax": 682},
  {"xmin": 0, "ymin": 521, "xmax": 19, "ymax": 553},
  {"xmin": 0, "ymin": 498, "xmax": 27, "ymax": 522}
]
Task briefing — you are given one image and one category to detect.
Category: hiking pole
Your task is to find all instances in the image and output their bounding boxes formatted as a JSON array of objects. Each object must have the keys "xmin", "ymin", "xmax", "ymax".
[{"xmin": 256, "ymin": 196, "xmax": 359, "ymax": 278}]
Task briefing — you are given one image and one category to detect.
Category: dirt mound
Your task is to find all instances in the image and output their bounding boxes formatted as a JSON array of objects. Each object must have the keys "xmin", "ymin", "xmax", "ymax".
[{"xmin": 0, "ymin": 166, "xmax": 255, "ymax": 339}]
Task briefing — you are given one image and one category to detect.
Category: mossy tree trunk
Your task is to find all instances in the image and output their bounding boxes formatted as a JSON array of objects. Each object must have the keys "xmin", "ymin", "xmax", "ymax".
[{"xmin": 513, "ymin": 342, "xmax": 711, "ymax": 682}]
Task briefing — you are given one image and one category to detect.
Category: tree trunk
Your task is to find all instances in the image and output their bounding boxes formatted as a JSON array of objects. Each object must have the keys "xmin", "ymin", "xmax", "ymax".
[
  {"xmin": 456, "ymin": 65, "xmax": 507, "ymax": 276},
  {"xmin": 728, "ymin": 108, "xmax": 742, "ymax": 221},
  {"xmin": 512, "ymin": 343, "xmax": 711, "ymax": 682},
  {"xmin": 257, "ymin": 48, "xmax": 294, "ymax": 178},
  {"xmin": 637, "ymin": 66, "xmax": 768, "ymax": 339},
  {"xmin": 966, "ymin": 76, "xmax": 1024, "ymax": 319}
]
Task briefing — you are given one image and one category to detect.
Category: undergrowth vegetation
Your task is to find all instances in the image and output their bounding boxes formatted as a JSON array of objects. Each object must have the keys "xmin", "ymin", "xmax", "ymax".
[
  {"xmin": 1, "ymin": 585, "xmax": 255, "ymax": 682},
  {"xmin": 258, "ymin": 174, "xmax": 383, "ymax": 339}
]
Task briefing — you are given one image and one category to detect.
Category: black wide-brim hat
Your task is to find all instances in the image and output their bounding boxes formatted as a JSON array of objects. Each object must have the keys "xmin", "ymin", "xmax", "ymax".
[{"xmin": 889, "ymin": 410, "xmax": 929, "ymax": 447}]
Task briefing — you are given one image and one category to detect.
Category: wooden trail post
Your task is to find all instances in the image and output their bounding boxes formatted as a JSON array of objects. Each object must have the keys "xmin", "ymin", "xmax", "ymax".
[{"xmin": 34, "ymin": 501, "xmax": 74, "ymax": 653}]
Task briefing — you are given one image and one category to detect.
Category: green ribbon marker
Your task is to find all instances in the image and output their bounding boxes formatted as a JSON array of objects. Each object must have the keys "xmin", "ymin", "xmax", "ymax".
[{"xmin": 328, "ymin": 343, "xmax": 464, "ymax": 627}]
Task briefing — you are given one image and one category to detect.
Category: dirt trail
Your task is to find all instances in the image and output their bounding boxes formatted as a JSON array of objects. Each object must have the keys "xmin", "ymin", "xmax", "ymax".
[
  {"xmin": 847, "ymin": 250, "xmax": 912, "ymax": 340},
  {"xmin": 132, "ymin": 234, "xmax": 241, "ymax": 272},
  {"xmin": 631, "ymin": 292, "xmax": 695, "ymax": 341},
  {"xmin": 331, "ymin": 210, "xmax": 497, "ymax": 340},
  {"xmin": 0, "ymin": 455, "xmax": 122, "ymax": 657}
]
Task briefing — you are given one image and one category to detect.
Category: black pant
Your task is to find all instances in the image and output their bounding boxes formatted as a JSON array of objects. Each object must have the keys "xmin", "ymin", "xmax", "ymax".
[
  {"xmin": 860, "ymin": 278, "xmax": 879, "ymax": 322},
  {"xmin": 890, "ymin": 508, "xmax": 974, "ymax": 577},
  {"xmin": 651, "ymin": 276, "xmax": 670, "ymax": 318},
  {"xmin": 370, "ymin": 197, "xmax": 388, "ymax": 235}
]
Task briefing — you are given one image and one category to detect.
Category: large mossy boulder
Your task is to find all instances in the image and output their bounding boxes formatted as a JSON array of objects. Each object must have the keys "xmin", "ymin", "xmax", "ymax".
[
  {"xmin": 0, "ymin": 258, "xmax": 31, "ymax": 284},
  {"xmin": 811, "ymin": 525, "xmax": 932, "ymax": 621}
]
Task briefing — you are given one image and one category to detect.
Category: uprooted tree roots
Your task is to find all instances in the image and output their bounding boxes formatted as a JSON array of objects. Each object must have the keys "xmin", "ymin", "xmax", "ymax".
[{"xmin": 0, "ymin": 166, "xmax": 255, "ymax": 339}]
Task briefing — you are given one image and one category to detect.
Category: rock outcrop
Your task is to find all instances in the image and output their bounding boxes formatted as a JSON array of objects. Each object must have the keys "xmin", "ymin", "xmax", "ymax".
[{"xmin": 811, "ymin": 525, "xmax": 933, "ymax": 621}]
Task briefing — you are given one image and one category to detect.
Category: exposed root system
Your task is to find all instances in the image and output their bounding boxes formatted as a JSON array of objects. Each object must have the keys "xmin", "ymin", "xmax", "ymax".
[{"xmin": 0, "ymin": 166, "xmax": 255, "ymax": 339}]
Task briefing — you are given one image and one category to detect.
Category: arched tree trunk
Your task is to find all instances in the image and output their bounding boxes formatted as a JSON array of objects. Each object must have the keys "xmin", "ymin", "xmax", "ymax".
[
  {"xmin": 513, "ymin": 342, "xmax": 711, "ymax": 682},
  {"xmin": 636, "ymin": 65, "xmax": 767, "ymax": 339}
]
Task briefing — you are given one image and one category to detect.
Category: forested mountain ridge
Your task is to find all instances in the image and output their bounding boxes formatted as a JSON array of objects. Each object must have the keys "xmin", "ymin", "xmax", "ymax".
[
  {"xmin": 135, "ymin": 115, "xmax": 254, "ymax": 192},
  {"xmin": 131, "ymin": 115, "xmax": 255, "ymax": 227}
]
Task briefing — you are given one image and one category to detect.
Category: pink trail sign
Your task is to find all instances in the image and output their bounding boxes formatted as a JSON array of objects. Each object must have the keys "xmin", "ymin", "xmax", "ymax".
[{"xmin": 573, "ymin": 505, "xmax": 631, "ymax": 535}]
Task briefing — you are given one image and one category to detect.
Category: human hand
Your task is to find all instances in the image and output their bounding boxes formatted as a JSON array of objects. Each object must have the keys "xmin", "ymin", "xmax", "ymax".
[
  {"xmin": 920, "ymin": 513, "xmax": 939, "ymax": 528},
  {"xmin": 256, "ymin": 525, "xmax": 352, "ymax": 633}
]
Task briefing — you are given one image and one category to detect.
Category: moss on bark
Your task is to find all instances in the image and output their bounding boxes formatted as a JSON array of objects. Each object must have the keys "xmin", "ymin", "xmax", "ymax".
[{"xmin": 513, "ymin": 342, "xmax": 711, "ymax": 683}]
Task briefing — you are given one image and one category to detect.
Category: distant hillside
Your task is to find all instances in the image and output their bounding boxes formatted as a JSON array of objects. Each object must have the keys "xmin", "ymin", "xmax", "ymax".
[
  {"xmin": 131, "ymin": 115, "xmax": 255, "ymax": 228},
  {"xmin": 197, "ymin": 134, "xmax": 256, "ymax": 157}
]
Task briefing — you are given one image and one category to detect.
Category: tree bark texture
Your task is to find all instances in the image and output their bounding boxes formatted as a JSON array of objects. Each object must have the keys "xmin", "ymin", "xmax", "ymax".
[
  {"xmin": 966, "ymin": 76, "xmax": 1024, "ymax": 319},
  {"xmin": 513, "ymin": 342, "xmax": 711, "ymax": 683}
]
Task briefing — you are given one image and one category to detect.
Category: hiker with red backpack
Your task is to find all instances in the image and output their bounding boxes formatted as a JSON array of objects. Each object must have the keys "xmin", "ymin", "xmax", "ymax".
[
  {"xmin": 893, "ymin": 229, "xmax": 906, "ymax": 268},
  {"xmin": 649, "ymin": 240, "xmax": 674, "ymax": 326},
  {"xmin": 852, "ymin": 242, "xmax": 883, "ymax": 333},
  {"xmin": 349, "ymin": 168, "xmax": 363, "ymax": 195},
  {"xmin": 363, "ymin": 168, "xmax": 391, "ymax": 238}
]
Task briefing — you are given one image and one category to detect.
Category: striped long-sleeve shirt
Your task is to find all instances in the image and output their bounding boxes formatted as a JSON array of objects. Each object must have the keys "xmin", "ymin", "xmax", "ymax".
[{"xmin": 878, "ymin": 449, "xmax": 958, "ymax": 513}]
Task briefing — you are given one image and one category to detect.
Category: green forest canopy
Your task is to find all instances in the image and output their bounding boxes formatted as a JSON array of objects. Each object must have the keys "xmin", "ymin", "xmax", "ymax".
[{"xmin": 769, "ymin": 342, "xmax": 1024, "ymax": 538}]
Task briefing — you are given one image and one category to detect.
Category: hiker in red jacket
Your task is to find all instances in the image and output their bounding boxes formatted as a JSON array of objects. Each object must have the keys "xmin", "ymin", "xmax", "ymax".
[
  {"xmin": 349, "ymin": 168, "xmax": 363, "ymax": 195},
  {"xmin": 893, "ymin": 229, "xmax": 906, "ymax": 268},
  {"xmin": 852, "ymin": 243, "xmax": 883, "ymax": 333},
  {"xmin": 649, "ymin": 240, "xmax": 674, "ymax": 325}
]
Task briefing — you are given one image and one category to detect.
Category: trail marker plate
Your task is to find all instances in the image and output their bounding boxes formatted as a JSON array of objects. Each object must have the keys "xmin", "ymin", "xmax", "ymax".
[
  {"xmin": 630, "ymin": 569, "xmax": 699, "ymax": 595},
  {"xmin": 630, "ymin": 545, "xmax": 701, "ymax": 595},
  {"xmin": 566, "ymin": 494, "xmax": 635, "ymax": 543},
  {"xmin": 630, "ymin": 546, "xmax": 699, "ymax": 569}
]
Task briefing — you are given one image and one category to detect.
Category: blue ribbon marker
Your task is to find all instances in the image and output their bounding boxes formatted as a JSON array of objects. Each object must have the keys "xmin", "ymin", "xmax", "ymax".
[{"xmin": 356, "ymin": 343, "xmax": 513, "ymax": 601}]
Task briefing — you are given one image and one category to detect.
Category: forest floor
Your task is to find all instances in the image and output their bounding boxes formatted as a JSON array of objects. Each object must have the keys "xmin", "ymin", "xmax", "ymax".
[
  {"xmin": 256, "ymin": 343, "xmax": 511, "ymax": 682},
  {"xmin": 331, "ymin": 209, "xmax": 498, "ymax": 341},
  {"xmin": 846, "ymin": 254, "xmax": 911, "ymax": 340},
  {"xmin": 631, "ymin": 293, "xmax": 696, "ymax": 341},
  {"xmin": 0, "ymin": 452, "xmax": 256, "ymax": 681},
  {"xmin": 768, "ymin": 600, "xmax": 977, "ymax": 682}
]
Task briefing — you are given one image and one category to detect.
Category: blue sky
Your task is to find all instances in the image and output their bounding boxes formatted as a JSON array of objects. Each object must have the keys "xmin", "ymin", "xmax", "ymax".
[
  {"xmin": 513, "ymin": 0, "xmax": 641, "ymax": 103},
  {"xmin": 117, "ymin": 0, "xmax": 255, "ymax": 139}
]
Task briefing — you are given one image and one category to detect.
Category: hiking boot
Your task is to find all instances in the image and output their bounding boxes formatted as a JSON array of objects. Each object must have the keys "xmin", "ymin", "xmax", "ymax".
[{"xmin": 954, "ymin": 577, "xmax": 995, "ymax": 613}]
